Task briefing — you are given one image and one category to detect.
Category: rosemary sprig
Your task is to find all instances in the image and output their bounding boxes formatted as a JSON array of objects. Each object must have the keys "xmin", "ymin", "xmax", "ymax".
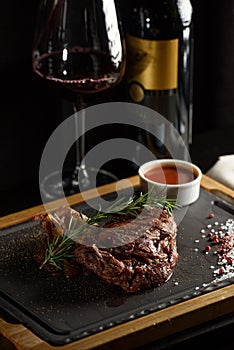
[
  {"xmin": 106, "ymin": 190, "xmax": 177, "ymax": 218},
  {"xmin": 40, "ymin": 235, "xmax": 75, "ymax": 270},
  {"xmin": 40, "ymin": 189, "xmax": 178, "ymax": 270}
]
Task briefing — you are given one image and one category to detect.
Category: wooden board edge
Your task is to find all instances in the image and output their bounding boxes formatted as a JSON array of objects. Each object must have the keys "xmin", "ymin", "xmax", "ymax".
[
  {"xmin": 0, "ymin": 284, "xmax": 233, "ymax": 350},
  {"xmin": 201, "ymin": 174, "xmax": 234, "ymax": 198},
  {"xmin": 0, "ymin": 176, "xmax": 139, "ymax": 229},
  {"xmin": 1, "ymin": 174, "xmax": 234, "ymax": 230}
]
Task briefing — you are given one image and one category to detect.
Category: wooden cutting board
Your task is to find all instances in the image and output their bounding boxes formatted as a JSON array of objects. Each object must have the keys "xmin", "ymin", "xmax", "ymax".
[{"xmin": 0, "ymin": 174, "xmax": 233, "ymax": 350}]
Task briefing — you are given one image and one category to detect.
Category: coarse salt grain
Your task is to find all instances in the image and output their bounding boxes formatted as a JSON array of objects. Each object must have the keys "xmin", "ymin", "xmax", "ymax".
[{"xmin": 202, "ymin": 218, "xmax": 234, "ymax": 283}]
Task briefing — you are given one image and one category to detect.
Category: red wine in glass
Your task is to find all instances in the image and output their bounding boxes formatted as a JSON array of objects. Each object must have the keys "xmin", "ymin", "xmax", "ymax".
[
  {"xmin": 32, "ymin": 0, "xmax": 126, "ymax": 199},
  {"xmin": 33, "ymin": 48, "xmax": 123, "ymax": 96}
]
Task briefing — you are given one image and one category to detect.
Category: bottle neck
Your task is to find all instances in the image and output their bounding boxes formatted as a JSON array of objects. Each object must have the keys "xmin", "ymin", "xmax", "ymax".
[{"xmin": 127, "ymin": 0, "xmax": 192, "ymax": 40}]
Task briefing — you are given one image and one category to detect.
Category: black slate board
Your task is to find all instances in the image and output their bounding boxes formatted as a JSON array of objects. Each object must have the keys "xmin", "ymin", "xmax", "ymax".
[{"xmin": 0, "ymin": 188, "xmax": 233, "ymax": 346}]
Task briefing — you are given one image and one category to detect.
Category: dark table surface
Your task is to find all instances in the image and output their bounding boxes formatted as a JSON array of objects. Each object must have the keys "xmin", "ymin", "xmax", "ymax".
[{"xmin": 137, "ymin": 313, "xmax": 234, "ymax": 350}]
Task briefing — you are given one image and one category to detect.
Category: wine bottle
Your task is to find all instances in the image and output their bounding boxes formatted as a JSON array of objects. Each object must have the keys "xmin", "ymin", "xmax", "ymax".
[{"xmin": 125, "ymin": 0, "xmax": 193, "ymax": 160}]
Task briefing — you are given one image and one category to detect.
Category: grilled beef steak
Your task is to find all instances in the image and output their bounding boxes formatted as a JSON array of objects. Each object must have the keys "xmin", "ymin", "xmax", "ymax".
[{"xmin": 36, "ymin": 205, "xmax": 178, "ymax": 293}]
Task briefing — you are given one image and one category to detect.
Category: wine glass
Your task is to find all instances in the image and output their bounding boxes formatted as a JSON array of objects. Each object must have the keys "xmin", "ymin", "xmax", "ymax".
[{"xmin": 32, "ymin": 0, "xmax": 126, "ymax": 199}]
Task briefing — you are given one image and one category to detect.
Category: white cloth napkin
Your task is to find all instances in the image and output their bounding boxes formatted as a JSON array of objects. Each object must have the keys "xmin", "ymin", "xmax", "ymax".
[{"xmin": 206, "ymin": 154, "xmax": 234, "ymax": 190}]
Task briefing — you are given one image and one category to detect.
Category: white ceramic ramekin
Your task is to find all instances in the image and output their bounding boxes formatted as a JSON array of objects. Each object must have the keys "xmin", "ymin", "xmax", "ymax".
[{"xmin": 138, "ymin": 159, "xmax": 202, "ymax": 206}]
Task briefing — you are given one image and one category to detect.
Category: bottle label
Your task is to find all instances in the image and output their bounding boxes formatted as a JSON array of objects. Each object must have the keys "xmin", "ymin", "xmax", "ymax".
[{"xmin": 126, "ymin": 34, "xmax": 179, "ymax": 99}]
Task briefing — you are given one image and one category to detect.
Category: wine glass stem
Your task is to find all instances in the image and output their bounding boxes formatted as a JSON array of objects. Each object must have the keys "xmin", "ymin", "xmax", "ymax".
[{"xmin": 72, "ymin": 95, "xmax": 90, "ymax": 188}]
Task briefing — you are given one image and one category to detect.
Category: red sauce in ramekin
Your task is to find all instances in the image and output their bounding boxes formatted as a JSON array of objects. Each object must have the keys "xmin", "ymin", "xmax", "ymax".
[{"xmin": 144, "ymin": 163, "xmax": 197, "ymax": 185}]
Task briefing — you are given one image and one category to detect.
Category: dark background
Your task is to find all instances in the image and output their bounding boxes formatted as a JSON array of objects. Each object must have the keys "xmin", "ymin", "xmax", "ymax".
[
  {"xmin": 0, "ymin": 2, "xmax": 233, "ymax": 349},
  {"xmin": 1, "ymin": 0, "xmax": 234, "ymax": 216}
]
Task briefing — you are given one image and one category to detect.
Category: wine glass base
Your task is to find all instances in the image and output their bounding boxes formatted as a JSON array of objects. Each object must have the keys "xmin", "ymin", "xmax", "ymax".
[{"xmin": 40, "ymin": 167, "xmax": 118, "ymax": 201}]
